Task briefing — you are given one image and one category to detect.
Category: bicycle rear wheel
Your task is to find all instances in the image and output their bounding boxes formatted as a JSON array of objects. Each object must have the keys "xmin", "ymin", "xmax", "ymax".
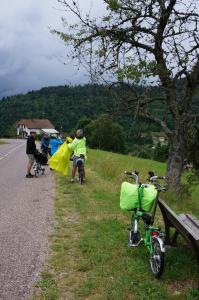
[
  {"xmin": 149, "ymin": 237, "xmax": 164, "ymax": 278},
  {"xmin": 79, "ymin": 171, "xmax": 83, "ymax": 184}
]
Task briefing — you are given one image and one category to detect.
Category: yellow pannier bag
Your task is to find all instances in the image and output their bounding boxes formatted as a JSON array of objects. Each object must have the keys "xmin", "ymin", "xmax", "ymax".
[
  {"xmin": 141, "ymin": 184, "xmax": 157, "ymax": 212},
  {"xmin": 120, "ymin": 182, "xmax": 139, "ymax": 211},
  {"xmin": 49, "ymin": 142, "xmax": 70, "ymax": 176}
]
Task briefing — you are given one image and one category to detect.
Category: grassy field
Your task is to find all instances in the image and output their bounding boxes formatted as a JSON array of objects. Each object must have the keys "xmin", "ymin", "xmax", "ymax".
[{"xmin": 33, "ymin": 149, "xmax": 199, "ymax": 300}]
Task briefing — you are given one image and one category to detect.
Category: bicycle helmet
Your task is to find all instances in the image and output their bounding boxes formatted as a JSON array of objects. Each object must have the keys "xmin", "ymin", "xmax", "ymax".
[{"xmin": 76, "ymin": 129, "xmax": 84, "ymax": 138}]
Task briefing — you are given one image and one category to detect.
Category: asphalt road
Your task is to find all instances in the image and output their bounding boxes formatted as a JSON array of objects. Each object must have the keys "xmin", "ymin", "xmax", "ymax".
[{"xmin": 0, "ymin": 139, "xmax": 54, "ymax": 300}]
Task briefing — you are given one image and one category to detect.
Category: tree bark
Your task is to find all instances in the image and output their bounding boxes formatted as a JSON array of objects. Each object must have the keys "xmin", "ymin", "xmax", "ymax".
[{"xmin": 167, "ymin": 129, "xmax": 186, "ymax": 189}]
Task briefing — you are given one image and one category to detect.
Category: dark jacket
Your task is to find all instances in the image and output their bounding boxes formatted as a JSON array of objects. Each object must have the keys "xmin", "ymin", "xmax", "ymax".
[{"xmin": 26, "ymin": 135, "xmax": 36, "ymax": 154}]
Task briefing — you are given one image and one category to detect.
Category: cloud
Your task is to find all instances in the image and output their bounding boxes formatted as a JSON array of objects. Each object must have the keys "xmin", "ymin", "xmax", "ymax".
[{"xmin": 0, "ymin": 0, "xmax": 105, "ymax": 98}]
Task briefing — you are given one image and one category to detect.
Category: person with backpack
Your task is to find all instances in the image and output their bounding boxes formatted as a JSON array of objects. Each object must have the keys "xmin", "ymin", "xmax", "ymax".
[
  {"xmin": 68, "ymin": 129, "xmax": 87, "ymax": 183},
  {"xmin": 26, "ymin": 131, "xmax": 37, "ymax": 178}
]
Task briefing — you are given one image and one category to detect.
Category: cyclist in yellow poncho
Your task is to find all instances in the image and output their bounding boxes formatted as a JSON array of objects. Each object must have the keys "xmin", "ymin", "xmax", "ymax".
[
  {"xmin": 68, "ymin": 129, "xmax": 87, "ymax": 183},
  {"xmin": 49, "ymin": 133, "xmax": 75, "ymax": 176}
]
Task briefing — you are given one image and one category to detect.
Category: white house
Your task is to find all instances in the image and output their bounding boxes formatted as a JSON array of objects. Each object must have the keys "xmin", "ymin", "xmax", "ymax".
[{"xmin": 17, "ymin": 119, "xmax": 56, "ymax": 138}]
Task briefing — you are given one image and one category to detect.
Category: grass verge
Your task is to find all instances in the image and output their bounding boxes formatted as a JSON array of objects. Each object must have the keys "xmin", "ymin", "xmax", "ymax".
[{"xmin": 32, "ymin": 149, "xmax": 199, "ymax": 300}]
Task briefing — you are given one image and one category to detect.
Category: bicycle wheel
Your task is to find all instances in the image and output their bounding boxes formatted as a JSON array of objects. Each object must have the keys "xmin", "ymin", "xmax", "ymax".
[
  {"xmin": 79, "ymin": 171, "xmax": 83, "ymax": 184},
  {"xmin": 129, "ymin": 218, "xmax": 141, "ymax": 246},
  {"xmin": 149, "ymin": 237, "xmax": 164, "ymax": 278}
]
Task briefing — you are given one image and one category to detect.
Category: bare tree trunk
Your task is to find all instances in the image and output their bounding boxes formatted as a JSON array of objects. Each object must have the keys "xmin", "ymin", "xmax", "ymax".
[{"xmin": 167, "ymin": 130, "xmax": 185, "ymax": 189}]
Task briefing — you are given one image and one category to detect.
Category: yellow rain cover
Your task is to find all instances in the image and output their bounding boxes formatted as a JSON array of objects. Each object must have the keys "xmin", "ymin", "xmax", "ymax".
[{"xmin": 49, "ymin": 142, "xmax": 70, "ymax": 176}]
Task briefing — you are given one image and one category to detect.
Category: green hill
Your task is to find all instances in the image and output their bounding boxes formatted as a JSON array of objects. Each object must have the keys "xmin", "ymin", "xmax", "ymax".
[
  {"xmin": 0, "ymin": 85, "xmax": 112, "ymax": 136},
  {"xmin": 0, "ymin": 84, "xmax": 162, "ymax": 140},
  {"xmin": 33, "ymin": 150, "xmax": 199, "ymax": 300}
]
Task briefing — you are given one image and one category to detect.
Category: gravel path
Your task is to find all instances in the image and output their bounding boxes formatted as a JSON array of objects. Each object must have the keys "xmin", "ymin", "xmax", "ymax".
[{"xmin": 0, "ymin": 139, "xmax": 54, "ymax": 300}]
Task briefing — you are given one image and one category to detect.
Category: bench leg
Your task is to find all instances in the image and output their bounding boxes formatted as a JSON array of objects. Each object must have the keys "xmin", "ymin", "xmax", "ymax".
[
  {"xmin": 165, "ymin": 223, "xmax": 171, "ymax": 245},
  {"xmin": 194, "ymin": 247, "xmax": 199, "ymax": 289},
  {"xmin": 171, "ymin": 230, "xmax": 179, "ymax": 246},
  {"xmin": 190, "ymin": 239, "xmax": 199, "ymax": 289}
]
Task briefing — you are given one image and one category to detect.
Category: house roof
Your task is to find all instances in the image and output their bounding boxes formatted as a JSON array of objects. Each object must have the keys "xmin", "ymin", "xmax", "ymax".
[{"xmin": 17, "ymin": 119, "xmax": 55, "ymax": 129}]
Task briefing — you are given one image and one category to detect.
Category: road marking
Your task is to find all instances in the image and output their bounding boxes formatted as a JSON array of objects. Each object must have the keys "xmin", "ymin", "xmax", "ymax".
[{"xmin": 0, "ymin": 143, "xmax": 25, "ymax": 161}]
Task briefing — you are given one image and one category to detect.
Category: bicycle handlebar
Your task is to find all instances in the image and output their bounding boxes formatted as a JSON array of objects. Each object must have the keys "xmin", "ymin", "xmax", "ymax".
[
  {"xmin": 124, "ymin": 171, "xmax": 139, "ymax": 184},
  {"xmin": 149, "ymin": 175, "xmax": 166, "ymax": 182},
  {"xmin": 124, "ymin": 170, "xmax": 167, "ymax": 192},
  {"xmin": 125, "ymin": 171, "xmax": 166, "ymax": 184},
  {"xmin": 124, "ymin": 171, "xmax": 139, "ymax": 176}
]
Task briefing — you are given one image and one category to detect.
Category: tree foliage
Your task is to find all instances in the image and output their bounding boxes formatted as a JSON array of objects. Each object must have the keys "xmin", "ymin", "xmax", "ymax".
[
  {"xmin": 0, "ymin": 85, "xmax": 113, "ymax": 137},
  {"xmin": 86, "ymin": 114, "xmax": 126, "ymax": 153},
  {"xmin": 0, "ymin": 84, "xmax": 163, "ymax": 140},
  {"xmin": 54, "ymin": 0, "xmax": 199, "ymax": 188}
]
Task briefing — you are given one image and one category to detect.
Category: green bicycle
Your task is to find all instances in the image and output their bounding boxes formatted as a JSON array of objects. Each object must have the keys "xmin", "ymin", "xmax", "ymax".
[{"xmin": 122, "ymin": 171, "xmax": 167, "ymax": 278}]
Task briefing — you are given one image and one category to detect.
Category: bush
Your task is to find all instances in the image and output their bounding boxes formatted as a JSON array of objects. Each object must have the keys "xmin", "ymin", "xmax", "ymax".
[
  {"xmin": 153, "ymin": 143, "xmax": 169, "ymax": 162},
  {"xmin": 129, "ymin": 144, "xmax": 153, "ymax": 159},
  {"xmin": 138, "ymin": 149, "xmax": 152, "ymax": 159},
  {"xmin": 86, "ymin": 114, "xmax": 126, "ymax": 153}
]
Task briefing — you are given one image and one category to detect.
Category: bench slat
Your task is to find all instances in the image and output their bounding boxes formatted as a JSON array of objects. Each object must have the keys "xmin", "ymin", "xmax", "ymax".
[{"xmin": 178, "ymin": 214, "xmax": 199, "ymax": 241}]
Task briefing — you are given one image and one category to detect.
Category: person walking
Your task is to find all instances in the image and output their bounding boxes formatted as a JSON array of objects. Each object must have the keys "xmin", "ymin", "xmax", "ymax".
[{"xmin": 26, "ymin": 131, "xmax": 37, "ymax": 178}]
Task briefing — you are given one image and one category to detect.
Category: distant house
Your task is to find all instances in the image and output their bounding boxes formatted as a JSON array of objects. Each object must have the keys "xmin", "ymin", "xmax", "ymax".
[
  {"xmin": 151, "ymin": 132, "xmax": 168, "ymax": 145},
  {"xmin": 16, "ymin": 119, "xmax": 56, "ymax": 138}
]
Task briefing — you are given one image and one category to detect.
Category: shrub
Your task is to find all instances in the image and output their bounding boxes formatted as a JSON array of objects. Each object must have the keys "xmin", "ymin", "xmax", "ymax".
[
  {"xmin": 153, "ymin": 143, "xmax": 169, "ymax": 162},
  {"xmin": 86, "ymin": 114, "xmax": 126, "ymax": 153}
]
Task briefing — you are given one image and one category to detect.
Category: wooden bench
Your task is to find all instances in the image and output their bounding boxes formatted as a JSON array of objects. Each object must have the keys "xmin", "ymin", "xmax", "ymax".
[{"xmin": 158, "ymin": 199, "xmax": 199, "ymax": 285}]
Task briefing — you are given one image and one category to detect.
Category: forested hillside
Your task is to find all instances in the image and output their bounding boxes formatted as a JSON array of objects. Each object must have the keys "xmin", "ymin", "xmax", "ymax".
[
  {"xmin": 0, "ymin": 85, "xmax": 109, "ymax": 136},
  {"xmin": 0, "ymin": 84, "xmax": 161, "ymax": 139}
]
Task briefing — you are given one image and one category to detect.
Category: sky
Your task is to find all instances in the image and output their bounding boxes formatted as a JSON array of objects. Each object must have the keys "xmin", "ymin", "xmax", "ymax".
[{"xmin": 0, "ymin": 0, "xmax": 104, "ymax": 98}]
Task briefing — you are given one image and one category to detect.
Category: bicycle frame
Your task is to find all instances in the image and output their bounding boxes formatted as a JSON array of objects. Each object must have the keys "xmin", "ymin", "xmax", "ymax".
[{"xmin": 130, "ymin": 186, "xmax": 164, "ymax": 251}]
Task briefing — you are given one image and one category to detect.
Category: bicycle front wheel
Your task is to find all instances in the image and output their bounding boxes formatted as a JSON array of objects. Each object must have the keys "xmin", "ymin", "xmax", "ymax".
[{"xmin": 149, "ymin": 237, "xmax": 164, "ymax": 278}]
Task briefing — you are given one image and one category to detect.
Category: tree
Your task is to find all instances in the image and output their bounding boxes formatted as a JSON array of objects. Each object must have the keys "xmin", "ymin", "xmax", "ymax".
[
  {"xmin": 86, "ymin": 114, "xmax": 126, "ymax": 153},
  {"xmin": 76, "ymin": 117, "xmax": 92, "ymax": 132},
  {"xmin": 186, "ymin": 126, "xmax": 199, "ymax": 173},
  {"xmin": 54, "ymin": 0, "xmax": 199, "ymax": 188}
]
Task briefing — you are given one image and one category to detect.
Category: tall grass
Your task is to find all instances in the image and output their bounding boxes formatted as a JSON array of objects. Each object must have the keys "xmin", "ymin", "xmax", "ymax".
[
  {"xmin": 33, "ymin": 149, "xmax": 199, "ymax": 300},
  {"xmin": 88, "ymin": 149, "xmax": 166, "ymax": 183},
  {"xmin": 88, "ymin": 149, "xmax": 199, "ymax": 218}
]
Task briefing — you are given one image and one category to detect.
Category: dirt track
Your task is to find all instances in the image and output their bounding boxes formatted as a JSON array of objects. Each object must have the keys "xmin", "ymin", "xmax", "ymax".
[{"xmin": 0, "ymin": 139, "xmax": 54, "ymax": 300}]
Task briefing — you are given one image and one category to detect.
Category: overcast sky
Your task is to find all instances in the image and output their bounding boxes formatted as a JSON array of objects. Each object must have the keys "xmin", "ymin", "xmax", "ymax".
[{"xmin": 0, "ymin": 0, "xmax": 104, "ymax": 98}]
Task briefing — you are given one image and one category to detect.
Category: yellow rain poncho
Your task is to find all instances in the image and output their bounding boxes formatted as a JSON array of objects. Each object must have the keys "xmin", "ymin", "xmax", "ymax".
[{"xmin": 49, "ymin": 142, "xmax": 70, "ymax": 176}]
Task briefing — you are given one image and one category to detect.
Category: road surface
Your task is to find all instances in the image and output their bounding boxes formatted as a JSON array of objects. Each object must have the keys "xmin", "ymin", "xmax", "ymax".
[{"xmin": 0, "ymin": 139, "xmax": 54, "ymax": 300}]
